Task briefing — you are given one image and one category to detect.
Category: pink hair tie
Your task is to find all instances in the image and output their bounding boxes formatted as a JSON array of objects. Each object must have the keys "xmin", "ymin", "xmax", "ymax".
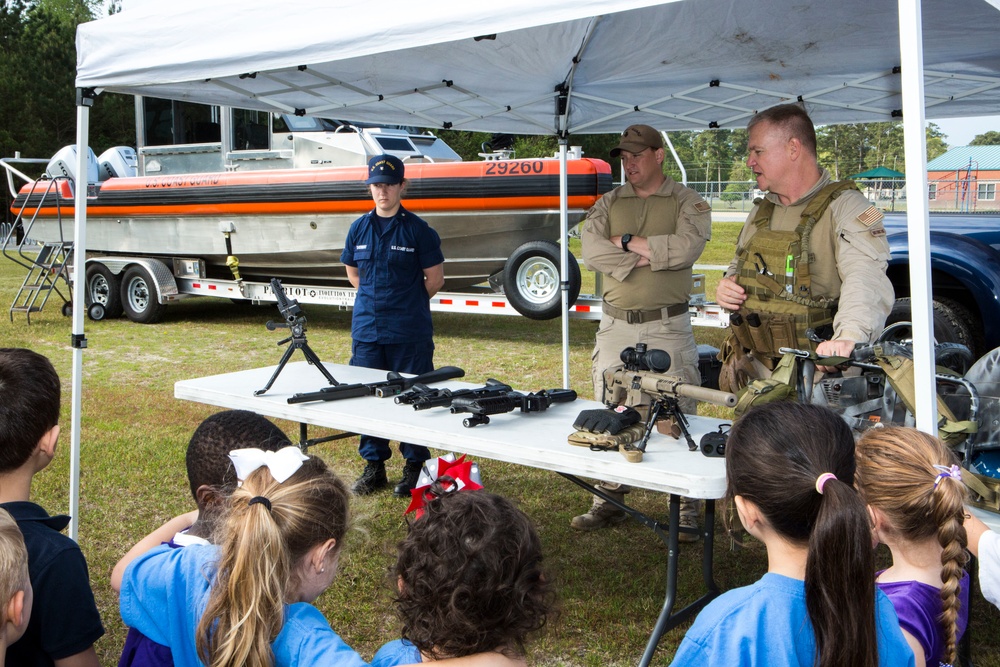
[{"xmin": 815, "ymin": 473, "xmax": 837, "ymax": 495}]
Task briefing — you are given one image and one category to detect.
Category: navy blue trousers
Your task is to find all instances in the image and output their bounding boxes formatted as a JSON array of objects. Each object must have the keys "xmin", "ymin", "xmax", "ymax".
[{"xmin": 350, "ymin": 339, "xmax": 433, "ymax": 463}]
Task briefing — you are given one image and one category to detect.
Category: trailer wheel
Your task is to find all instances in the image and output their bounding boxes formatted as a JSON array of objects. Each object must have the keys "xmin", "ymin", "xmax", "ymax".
[
  {"xmin": 120, "ymin": 265, "xmax": 167, "ymax": 324},
  {"xmin": 85, "ymin": 263, "xmax": 123, "ymax": 319},
  {"xmin": 502, "ymin": 240, "xmax": 581, "ymax": 320},
  {"xmin": 881, "ymin": 297, "xmax": 977, "ymax": 357}
]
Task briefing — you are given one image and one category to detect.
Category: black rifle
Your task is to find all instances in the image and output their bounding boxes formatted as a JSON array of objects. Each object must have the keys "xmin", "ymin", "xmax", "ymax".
[
  {"xmin": 255, "ymin": 278, "xmax": 339, "ymax": 396},
  {"xmin": 395, "ymin": 378, "xmax": 513, "ymax": 410},
  {"xmin": 450, "ymin": 388, "xmax": 577, "ymax": 427},
  {"xmin": 288, "ymin": 366, "xmax": 465, "ymax": 404}
]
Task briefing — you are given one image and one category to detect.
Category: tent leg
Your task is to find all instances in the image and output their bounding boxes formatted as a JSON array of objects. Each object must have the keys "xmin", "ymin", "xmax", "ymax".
[{"xmin": 68, "ymin": 88, "xmax": 95, "ymax": 542}]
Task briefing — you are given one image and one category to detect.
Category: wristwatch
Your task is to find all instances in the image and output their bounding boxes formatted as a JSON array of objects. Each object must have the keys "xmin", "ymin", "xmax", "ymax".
[{"xmin": 621, "ymin": 233, "xmax": 633, "ymax": 252}]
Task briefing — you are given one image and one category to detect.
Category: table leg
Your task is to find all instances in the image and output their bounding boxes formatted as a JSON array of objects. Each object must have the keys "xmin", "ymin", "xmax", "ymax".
[
  {"xmin": 297, "ymin": 422, "xmax": 357, "ymax": 451},
  {"xmin": 558, "ymin": 474, "xmax": 720, "ymax": 666}
]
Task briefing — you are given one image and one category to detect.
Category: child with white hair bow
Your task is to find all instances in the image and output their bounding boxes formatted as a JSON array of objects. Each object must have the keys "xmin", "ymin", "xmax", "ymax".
[{"xmin": 113, "ymin": 447, "xmax": 526, "ymax": 667}]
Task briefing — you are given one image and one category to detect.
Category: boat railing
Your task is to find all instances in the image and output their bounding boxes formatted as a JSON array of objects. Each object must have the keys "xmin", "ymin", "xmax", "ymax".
[{"xmin": 1, "ymin": 154, "xmax": 50, "ymax": 198}]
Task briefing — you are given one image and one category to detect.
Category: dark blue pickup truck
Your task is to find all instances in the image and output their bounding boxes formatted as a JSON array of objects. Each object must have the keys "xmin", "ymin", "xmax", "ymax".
[{"xmin": 882, "ymin": 213, "xmax": 1000, "ymax": 358}]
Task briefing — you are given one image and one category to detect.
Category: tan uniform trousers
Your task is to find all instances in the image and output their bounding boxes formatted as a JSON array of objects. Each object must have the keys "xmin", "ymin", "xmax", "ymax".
[{"xmin": 591, "ymin": 309, "xmax": 701, "ymax": 507}]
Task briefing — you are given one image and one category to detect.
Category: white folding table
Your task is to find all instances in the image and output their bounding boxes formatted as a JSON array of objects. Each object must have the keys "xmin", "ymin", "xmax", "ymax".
[{"xmin": 175, "ymin": 360, "xmax": 731, "ymax": 666}]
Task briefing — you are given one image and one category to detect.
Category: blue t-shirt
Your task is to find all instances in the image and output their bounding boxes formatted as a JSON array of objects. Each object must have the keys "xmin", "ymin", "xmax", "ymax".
[
  {"xmin": 120, "ymin": 544, "xmax": 367, "ymax": 667},
  {"xmin": 669, "ymin": 573, "xmax": 915, "ymax": 666},
  {"xmin": 371, "ymin": 638, "xmax": 422, "ymax": 666},
  {"xmin": 878, "ymin": 571, "xmax": 970, "ymax": 667},
  {"xmin": 340, "ymin": 206, "xmax": 444, "ymax": 344}
]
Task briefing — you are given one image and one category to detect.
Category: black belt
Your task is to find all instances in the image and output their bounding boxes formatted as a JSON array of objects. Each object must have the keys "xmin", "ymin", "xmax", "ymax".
[{"xmin": 602, "ymin": 302, "xmax": 688, "ymax": 324}]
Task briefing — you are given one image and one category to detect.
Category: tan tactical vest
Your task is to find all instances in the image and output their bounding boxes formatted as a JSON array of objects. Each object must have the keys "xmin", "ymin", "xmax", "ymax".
[
  {"xmin": 731, "ymin": 181, "xmax": 859, "ymax": 360},
  {"xmin": 603, "ymin": 194, "xmax": 690, "ymax": 310}
]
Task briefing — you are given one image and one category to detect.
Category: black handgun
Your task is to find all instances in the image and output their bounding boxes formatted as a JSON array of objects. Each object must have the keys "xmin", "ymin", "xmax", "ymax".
[
  {"xmin": 450, "ymin": 388, "xmax": 577, "ymax": 427},
  {"xmin": 396, "ymin": 378, "xmax": 514, "ymax": 410}
]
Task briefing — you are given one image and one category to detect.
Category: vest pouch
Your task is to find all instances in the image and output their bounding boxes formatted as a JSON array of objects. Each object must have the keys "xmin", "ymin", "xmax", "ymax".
[
  {"xmin": 767, "ymin": 313, "xmax": 798, "ymax": 352},
  {"xmin": 745, "ymin": 312, "xmax": 775, "ymax": 357},
  {"xmin": 728, "ymin": 312, "xmax": 754, "ymax": 352}
]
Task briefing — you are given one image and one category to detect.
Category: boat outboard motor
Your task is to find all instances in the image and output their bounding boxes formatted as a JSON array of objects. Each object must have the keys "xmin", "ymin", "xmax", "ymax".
[
  {"xmin": 45, "ymin": 145, "xmax": 99, "ymax": 183},
  {"xmin": 97, "ymin": 146, "xmax": 139, "ymax": 180}
]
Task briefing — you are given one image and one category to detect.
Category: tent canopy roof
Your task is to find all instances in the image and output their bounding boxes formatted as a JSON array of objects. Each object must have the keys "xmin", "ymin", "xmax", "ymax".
[
  {"xmin": 76, "ymin": 0, "xmax": 1000, "ymax": 135},
  {"xmin": 850, "ymin": 166, "xmax": 907, "ymax": 179}
]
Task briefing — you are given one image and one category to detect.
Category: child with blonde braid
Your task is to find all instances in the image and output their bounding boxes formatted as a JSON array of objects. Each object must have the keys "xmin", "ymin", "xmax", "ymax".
[
  {"xmin": 670, "ymin": 402, "xmax": 914, "ymax": 667},
  {"xmin": 114, "ymin": 448, "xmax": 524, "ymax": 667},
  {"xmin": 855, "ymin": 427, "xmax": 971, "ymax": 667}
]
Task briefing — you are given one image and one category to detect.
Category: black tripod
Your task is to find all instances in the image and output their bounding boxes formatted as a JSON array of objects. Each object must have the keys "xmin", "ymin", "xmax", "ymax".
[{"xmin": 255, "ymin": 279, "xmax": 339, "ymax": 396}]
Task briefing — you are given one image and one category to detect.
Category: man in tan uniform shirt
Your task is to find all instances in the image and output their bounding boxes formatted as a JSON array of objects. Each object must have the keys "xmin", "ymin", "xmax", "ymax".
[
  {"xmin": 716, "ymin": 103, "xmax": 893, "ymax": 378},
  {"xmin": 575, "ymin": 124, "xmax": 712, "ymax": 537}
]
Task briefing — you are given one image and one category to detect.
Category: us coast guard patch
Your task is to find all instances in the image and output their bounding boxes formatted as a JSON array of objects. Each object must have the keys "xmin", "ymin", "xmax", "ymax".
[{"xmin": 856, "ymin": 205, "xmax": 884, "ymax": 227}]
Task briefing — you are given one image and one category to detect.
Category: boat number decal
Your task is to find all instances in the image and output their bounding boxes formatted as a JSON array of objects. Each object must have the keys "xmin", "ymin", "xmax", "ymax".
[
  {"xmin": 485, "ymin": 161, "xmax": 544, "ymax": 176},
  {"xmin": 145, "ymin": 175, "xmax": 223, "ymax": 188}
]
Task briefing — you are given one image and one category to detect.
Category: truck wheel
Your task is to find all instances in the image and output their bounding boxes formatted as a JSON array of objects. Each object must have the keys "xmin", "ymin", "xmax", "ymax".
[
  {"xmin": 120, "ymin": 265, "xmax": 167, "ymax": 324},
  {"xmin": 502, "ymin": 240, "xmax": 581, "ymax": 320},
  {"xmin": 882, "ymin": 297, "xmax": 977, "ymax": 357},
  {"xmin": 85, "ymin": 263, "xmax": 123, "ymax": 319}
]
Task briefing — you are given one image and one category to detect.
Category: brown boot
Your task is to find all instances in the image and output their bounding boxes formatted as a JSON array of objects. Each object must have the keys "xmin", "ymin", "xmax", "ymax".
[
  {"xmin": 570, "ymin": 492, "xmax": 628, "ymax": 531},
  {"xmin": 678, "ymin": 497, "xmax": 702, "ymax": 543}
]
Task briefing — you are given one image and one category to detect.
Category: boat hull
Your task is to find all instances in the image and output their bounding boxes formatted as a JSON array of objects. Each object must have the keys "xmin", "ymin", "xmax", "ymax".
[{"xmin": 14, "ymin": 159, "xmax": 612, "ymax": 290}]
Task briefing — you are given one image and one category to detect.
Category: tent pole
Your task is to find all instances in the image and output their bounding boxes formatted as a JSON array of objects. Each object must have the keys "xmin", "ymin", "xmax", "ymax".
[
  {"xmin": 69, "ymin": 89, "xmax": 94, "ymax": 541},
  {"xmin": 558, "ymin": 139, "xmax": 570, "ymax": 389},
  {"xmin": 897, "ymin": 0, "xmax": 937, "ymax": 435}
]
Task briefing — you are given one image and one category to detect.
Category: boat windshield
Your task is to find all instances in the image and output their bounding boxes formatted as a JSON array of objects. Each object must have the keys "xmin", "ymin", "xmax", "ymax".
[{"xmin": 278, "ymin": 116, "xmax": 344, "ymax": 132}]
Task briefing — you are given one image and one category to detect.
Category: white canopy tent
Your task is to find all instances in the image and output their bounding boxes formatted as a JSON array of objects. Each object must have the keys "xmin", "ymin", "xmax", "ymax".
[{"xmin": 67, "ymin": 0, "xmax": 1000, "ymax": 538}]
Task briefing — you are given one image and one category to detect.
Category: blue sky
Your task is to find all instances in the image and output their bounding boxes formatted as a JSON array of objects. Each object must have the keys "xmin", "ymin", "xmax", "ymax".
[{"xmin": 929, "ymin": 115, "xmax": 1000, "ymax": 147}]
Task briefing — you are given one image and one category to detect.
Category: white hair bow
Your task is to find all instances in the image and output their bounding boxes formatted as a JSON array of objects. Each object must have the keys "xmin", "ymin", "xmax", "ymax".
[{"xmin": 229, "ymin": 446, "xmax": 308, "ymax": 484}]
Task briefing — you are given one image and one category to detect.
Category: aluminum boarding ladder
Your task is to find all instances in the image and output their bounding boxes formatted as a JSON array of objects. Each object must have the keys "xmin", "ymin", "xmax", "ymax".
[
  {"xmin": 2, "ymin": 176, "xmax": 74, "ymax": 323},
  {"xmin": 7, "ymin": 241, "xmax": 73, "ymax": 323}
]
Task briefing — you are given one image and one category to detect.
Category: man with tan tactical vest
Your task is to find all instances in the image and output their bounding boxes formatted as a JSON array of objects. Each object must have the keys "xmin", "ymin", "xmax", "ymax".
[
  {"xmin": 715, "ymin": 103, "xmax": 893, "ymax": 387},
  {"xmin": 574, "ymin": 124, "xmax": 712, "ymax": 538}
]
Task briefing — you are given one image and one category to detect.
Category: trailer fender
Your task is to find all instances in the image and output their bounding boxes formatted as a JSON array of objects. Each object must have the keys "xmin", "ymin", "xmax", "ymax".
[{"xmin": 86, "ymin": 257, "xmax": 179, "ymax": 305}]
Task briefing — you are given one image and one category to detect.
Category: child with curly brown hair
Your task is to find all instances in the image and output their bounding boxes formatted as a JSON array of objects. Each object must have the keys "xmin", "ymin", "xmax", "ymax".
[
  {"xmin": 855, "ymin": 427, "xmax": 971, "ymax": 667},
  {"xmin": 372, "ymin": 485, "xmax": 555, "ymax": 666}
]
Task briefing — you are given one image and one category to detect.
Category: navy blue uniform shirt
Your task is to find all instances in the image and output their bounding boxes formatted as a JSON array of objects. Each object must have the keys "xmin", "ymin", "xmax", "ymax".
[{"xmin": 341, "ymin": 206, "xmax": 444, "ymax": 344}]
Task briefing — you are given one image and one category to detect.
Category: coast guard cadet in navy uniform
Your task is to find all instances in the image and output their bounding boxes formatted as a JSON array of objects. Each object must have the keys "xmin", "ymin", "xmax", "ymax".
[{"xmin": 341, "ymin": 154, "xmax": 445, "ymax": 498}]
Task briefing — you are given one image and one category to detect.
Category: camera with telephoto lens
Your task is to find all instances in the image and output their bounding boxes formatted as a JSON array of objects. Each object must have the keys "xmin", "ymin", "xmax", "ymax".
[
  {"xmin": 700, "ymin": 424, "xmax": 730, "ymax": 457},
  {"xmin": 620, "ymin": 343, "xmax": 671, "ymax": 373}
]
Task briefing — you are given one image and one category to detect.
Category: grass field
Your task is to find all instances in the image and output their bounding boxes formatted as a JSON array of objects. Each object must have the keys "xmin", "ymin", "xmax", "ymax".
[{"xmin": 1, "ymin": 221, "xmax": 999, "ymax": 666}]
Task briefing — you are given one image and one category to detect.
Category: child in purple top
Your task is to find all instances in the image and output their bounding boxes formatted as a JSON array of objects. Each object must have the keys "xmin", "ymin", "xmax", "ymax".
[{"xmin": 856, "ymin": 427, "xmax": 970, "ymax": 667}]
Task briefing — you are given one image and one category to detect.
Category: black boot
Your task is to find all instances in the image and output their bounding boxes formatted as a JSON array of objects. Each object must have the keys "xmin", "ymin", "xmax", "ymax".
[
  {"xmin": 393, "ymin": 460, "xmax": 424, "ymax": 498},
  {"xmin": 352, "ymin": 461, "xmax": 387, "ymax": 495}
]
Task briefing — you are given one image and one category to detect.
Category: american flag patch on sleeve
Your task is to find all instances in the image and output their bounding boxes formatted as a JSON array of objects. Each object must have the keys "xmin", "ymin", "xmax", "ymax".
[{"xmin": 856, "ymin": 206, "xmax": 884, "ymax": 227}]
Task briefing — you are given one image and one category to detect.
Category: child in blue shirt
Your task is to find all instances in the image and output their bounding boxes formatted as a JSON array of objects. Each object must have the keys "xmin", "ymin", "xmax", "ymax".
[
  {"xmin": 855, "ymin": 427, "xmax": 970, "ymax": 667},
  {"xmin": 372, "ymin": 483, "xmax": 555, "ymax": 665},
  {"xmin": 114, "ymin": 448, "xmax": 524, "ymax": 667},
  {"xmin": 670, "ymin": 402, "xmax": 915, "ymax": 667},
  {"xmin": 114, "ymin": 409, "xmax": 294, "ymax": 667}
]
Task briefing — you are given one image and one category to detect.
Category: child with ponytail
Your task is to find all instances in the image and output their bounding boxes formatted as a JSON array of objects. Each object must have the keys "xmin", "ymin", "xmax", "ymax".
[
  {"xmin": 855, "ymin": 427, "xmax": 970, "ymax": 667},
  {"xmin": 115, "ymin": 447, "xmax": 522, "ymax": 667},
  {"xmin": 670, "ymin": 402, "xmax": 914, "ymax": 667}
]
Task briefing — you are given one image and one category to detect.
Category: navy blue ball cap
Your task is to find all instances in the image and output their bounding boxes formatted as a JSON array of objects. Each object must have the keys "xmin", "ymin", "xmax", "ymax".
[{"xmin": 365, "ymin": 154, "xmax": 405, "ymax": 185}]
